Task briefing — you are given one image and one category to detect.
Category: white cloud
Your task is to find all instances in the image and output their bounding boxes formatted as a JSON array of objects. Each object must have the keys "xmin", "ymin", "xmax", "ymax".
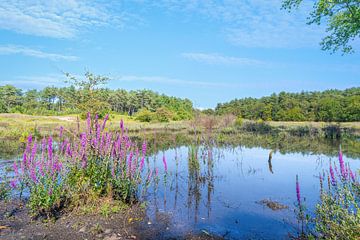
[
  {"xmin": 0, "ymin": 45, "xmax": 78, "ymax": 61},
  {"xmin": 145, "ymin": 0, "xmax": 324, "ymax": 48},
  {"xmin": 0, "ymin": 1, "xmax": 142, "ymax": 38},
  {"xmin": 1, "ymin": 74, "xmax": 67, "ymax": 88},
  {"xmin": 181, "ymin": 52, "xmax": 265, "ymax": 66}
]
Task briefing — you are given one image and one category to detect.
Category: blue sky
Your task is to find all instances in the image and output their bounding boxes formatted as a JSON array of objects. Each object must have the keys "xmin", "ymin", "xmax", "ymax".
[{"xmin": 0, "ymin": 0, "xmax": 359, "ymax": 108}]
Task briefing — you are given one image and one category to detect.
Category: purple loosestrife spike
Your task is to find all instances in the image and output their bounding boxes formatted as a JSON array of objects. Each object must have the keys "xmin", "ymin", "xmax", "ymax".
[
  {"xmin": 127, "ymin": 151, "xmax": 133, "ymax": 177},
  {"xmin": 140, "ymin": 157, "xmax": 145, "ymax": 171},
  {"xmin": 102, "ymin": 114, "xmax": 109, "ymax": 131},
  {"xmin": 10, "ymin": 179, "xmax": 17, "ymax": 189},
  {"xmin": 120, "ymin": 119, "xmax": 124, "ymax": 133},
  {"xmin": 142, "ymin": 141, "xmax": 147, "ymax": 156},
  {"xmin": 27, "ymin": 134, "xmax": 33, "ymax": 145},
  {"xmin": 350, "ymin": 169, "xmax": 356, "ymax": 182},
  {"xmin": 296, "ymin": 175, "xmax": 301, "ymax": 207},
  {"xmin": 339, "ymin": 149, "xmax": 346, "ymax": 179},
  {"xmin": 22, "ymin": 152, "xmax": 27, "ymax": 167},
  {"xmin": 162, "ymin": 155, "xmax": 167, "ymax": 172},
  {"xmin": 48, "ymin": 136, "xmax": 53, "ymax": 161},
  {"xmin": 30, "ymin": 143, "xmax": 37, "ymax": 163},
  {"xmin": 155, "ymin": 168, "xmax": 159, "ymax": 177},
  {"xmin": 30, "ymin": 167, "xmax": 37, "ymax": 183},
  {"xmin": 329, "ymin": 163, "xmax": 336, "ymax": 186}
]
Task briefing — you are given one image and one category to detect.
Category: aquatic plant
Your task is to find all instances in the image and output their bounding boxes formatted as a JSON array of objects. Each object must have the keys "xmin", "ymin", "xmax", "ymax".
[
  {"xmin": 11, "ymin": 113, "xmax": 156, "ymax": 217},
  {"xmin": 295, "ymin": 148, "xmax": 360, "ymax": 239}
]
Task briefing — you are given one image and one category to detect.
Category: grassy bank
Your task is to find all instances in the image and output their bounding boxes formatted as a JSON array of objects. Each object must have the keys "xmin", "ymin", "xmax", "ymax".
[{"xmin": 1, "ymin": 113, "xmax": 360, "ymax": 141}]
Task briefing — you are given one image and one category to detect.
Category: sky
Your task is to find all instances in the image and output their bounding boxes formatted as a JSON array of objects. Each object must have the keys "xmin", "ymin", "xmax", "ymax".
[{"xmin": 0, "ymin": 0, "xmax": 359, "ymax": 109}]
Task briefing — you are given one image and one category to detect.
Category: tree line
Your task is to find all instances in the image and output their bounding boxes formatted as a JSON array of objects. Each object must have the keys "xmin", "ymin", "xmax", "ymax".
[
  {"xmin": 214, "ymin": 88, "xmax": 360, "ymax": 122},
  {"xmin": 0, "ymin": 82, "xmax": 193, "ymax": 121}
]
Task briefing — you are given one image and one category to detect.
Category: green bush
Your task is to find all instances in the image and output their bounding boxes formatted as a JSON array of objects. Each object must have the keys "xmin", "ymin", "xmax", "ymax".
[
  {"xmin": 135, "ymin": 109, "xmax": 154, "ymax": 122},
  {"xmin": 235, "ymin": 116, "xmax": 243, "ymax": 127},
  {"xmin": 155, "ymin": 107, "xmax": 173, "ymax": 122}
]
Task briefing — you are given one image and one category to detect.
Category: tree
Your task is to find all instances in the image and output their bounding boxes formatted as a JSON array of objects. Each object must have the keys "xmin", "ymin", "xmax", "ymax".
[
  {"xmin": 65, "ymin": 71, "xmax": 110, "ymax": 118},
  {"xmin": 0, "ymin": 85, "xmax": 22, "ymax": 112},
  {"xmin": 282, "ymin": 0, "xmax": 360, "ymax": 54}
]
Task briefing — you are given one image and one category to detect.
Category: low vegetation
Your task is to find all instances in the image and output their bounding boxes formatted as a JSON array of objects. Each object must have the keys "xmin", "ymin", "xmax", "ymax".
[
  {"xmin": 296, "ymin": 150, "xmax": 360, "ymax": 239},
  {"xmin": 9, "ymin": 113, "xmax": 162, "ymax": 218}
]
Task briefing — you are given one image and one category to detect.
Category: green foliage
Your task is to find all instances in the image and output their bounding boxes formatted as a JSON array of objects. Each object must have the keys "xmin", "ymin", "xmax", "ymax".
[
  {"xmin": 235, "ymin": 116, "xmax": 243, "ymax": 127},
  {"xmin": 0, "ymin": 180, "xmax": 10, "ymax": 200},
  {"xmin": 282, "ymin": 0, "xmax": 360, "ymax": 54},
  {"xmin": 0, "ymin": 73, "xmax": 194, "ymax": 121},
  {"xmin": 135, "ymin": 109, "xmax": 155, "ymax": 122},
  {"xmin": 155, "ymin": 107, "xmax": 173, "ymax": 122},
  {"xmin": 295, "ymin": 151, "xmax": 360, "ymax": 239},
  {"xmin": 216, "ymin": 88, "xmax": 360, "ymax": 122}
]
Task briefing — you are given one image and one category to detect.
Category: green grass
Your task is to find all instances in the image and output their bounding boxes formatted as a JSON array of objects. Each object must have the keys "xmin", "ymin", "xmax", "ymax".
[{"xmin": 1, "ymin": 113, "xmax": 359, "ymax": 142}]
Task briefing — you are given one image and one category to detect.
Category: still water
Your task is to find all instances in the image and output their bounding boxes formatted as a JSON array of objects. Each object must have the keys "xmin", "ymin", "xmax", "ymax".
[
  {"xmin": 1, "ymin": 139, "xmax": 359, "ymax": 239},
  {"xmin": 139, "ymin": 144, "xmax": 360, "ymax": 239}
]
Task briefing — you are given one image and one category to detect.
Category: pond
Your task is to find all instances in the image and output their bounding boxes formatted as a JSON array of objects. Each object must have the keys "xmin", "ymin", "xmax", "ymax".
[
  {"xmin": 137, "ymin": 143, "xmax": 360, "ymax": 239},
  {"xmin": 1, "ymin": 137, "xmax": 360, "ymax": 239}
]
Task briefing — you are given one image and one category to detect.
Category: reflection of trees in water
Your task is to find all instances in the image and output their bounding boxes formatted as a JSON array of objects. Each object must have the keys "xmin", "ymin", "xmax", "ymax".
[{"xmin": 268, "ymin": 150, "xmax": 273, "ymax": 174}]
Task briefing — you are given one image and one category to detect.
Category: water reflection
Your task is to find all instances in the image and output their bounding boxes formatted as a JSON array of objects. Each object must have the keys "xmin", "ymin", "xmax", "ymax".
[
  {"xmin": 1, "ymin": 135, "xmax": 360, "ymax": 239},
  {"xmin": 268, "ymin": 150, "xmax": 273, "ymax": 174},
  {"xmin": 144, "ymin": 144, "xmax": 360, "ymax": 239}
]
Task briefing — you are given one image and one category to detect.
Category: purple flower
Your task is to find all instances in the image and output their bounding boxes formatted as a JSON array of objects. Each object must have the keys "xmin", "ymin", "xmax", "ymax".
[
  {"xmin": 30, "ymin": 143, "xmax": 37, "ymax": 163},
  {"xmin": 162, "ymin": 155, "xmax": 167, "ymax": 172},
  {"xmin": 27, "ymin": 134, "xmax": 33, "ymax": 145},
  {"xmin": 339, "ymin": 149, "xmax": 346, "ymax": 179},
  {"xmin": 142, "ymin": 141, "xmax": 147, "ymax": 156},
  {"xmin": 120, "ymin": 119, "xmax": 124, "ymax": 133},
  {"xmin": 102, "ymin": 114, "xmax": 109, "ymax": 131},
  {"xmin": 350, "ymin": 169, "xmax": 356, "ymax": 182},
  {"xmin": 30, "ymin": 167, "xmax": 37, "ymax": 183},
  {"xmin": 140, "ymin": 157, "xmax": 145, "ymax": 171},
  {"xmin": 48, "ymin": 136, "xmax": 53, "ymax": 161},
  {"xmin": 9, "ymin": 179, "xmax": 17, "ymax": 189},
  {"xmin": 296, "ymin": 175, "xmax": 301, "ymax": 207},
  {"xmin": 329, "ymin": 163, "xmax": 336, "ymax": 186}
]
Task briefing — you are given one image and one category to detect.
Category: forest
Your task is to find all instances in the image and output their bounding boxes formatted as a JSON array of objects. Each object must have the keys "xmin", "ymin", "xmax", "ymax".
[
  {"xmin": 214, "ymin": 88, "xmax": 360, "ymax": 122},
  {"xmin": 1, "ymin": 83, "xmax": 359, "ymax": 122},
  {"xmin": 0, "ymin": 84, "xmax": 194, "ymax": 121}
]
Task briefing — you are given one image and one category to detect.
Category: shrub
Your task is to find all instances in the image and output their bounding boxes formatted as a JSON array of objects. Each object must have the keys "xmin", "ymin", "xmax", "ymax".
[
  {"xmin": 235, "ymin": 116, "xmax": 243, "ymax": 127},
  {"xmin": 11, "ymin": 113, "xmax": 157, "ymax": 218},
  {"xmin": 135, "ymin": 109, "xmax": 154, "ymax": 122},
  {"xmin": 295, "ymin": 149, "xmax": 360, "ymax": 239},
  {"xmin": 155, "ymin": 107, "xmax": 174, "ymax": 122}
]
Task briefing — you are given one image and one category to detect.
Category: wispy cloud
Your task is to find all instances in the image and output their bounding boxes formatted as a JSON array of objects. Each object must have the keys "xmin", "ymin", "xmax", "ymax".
[
  {"xmin": 0, "ymin": 45, "xmax": 78, "ymax": 61},
  {"xmin": 1, "ymin": 74, "xmax": 67, "ymax": 88},
  {"xmin": 0, "ymin": 1, "xmax": 143, "ymax": 38},
  {"xmin": 146, "ymin": 0, "xmax": 324, "ymax": 48},
  {"xmin": 181, "ymin": 52, "xmax": 265, "ymax": 66}
]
